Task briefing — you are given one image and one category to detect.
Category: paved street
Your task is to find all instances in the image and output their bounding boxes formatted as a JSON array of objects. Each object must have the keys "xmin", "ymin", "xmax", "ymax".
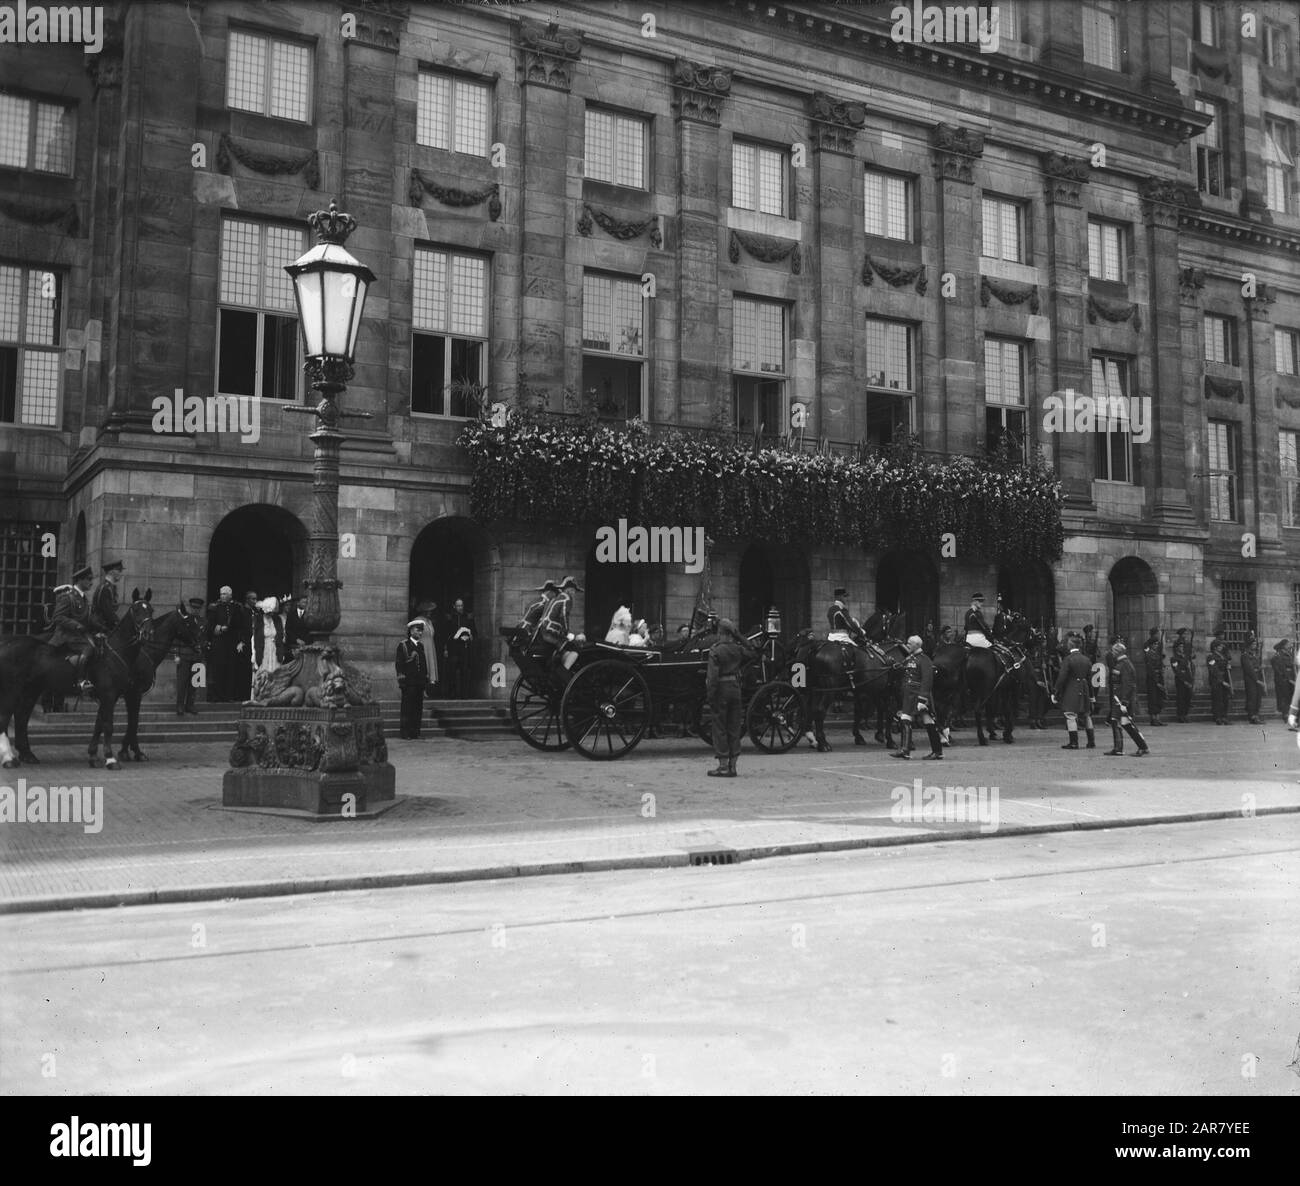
[{"xmin": 2, "ymin": 817, "xmax": 1296, "ymax": 1095}]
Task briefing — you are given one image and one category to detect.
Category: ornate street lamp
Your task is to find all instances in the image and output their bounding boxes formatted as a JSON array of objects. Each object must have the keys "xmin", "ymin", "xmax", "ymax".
[{"xmin": 222, "ymin": 201, "xmax": 394, "ymax": 818}]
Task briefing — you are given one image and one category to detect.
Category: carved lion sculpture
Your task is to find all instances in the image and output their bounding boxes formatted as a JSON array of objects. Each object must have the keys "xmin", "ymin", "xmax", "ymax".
[{"xmin": 247, "ymin": 645, "xmax": 374, "ymax": 708}]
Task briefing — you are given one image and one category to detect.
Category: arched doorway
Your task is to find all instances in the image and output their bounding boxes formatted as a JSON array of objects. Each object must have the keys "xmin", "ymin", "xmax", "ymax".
[
  {"xmin": 207, "ymin": 504, "xmax": 308, "ymax": 605},
  {"xmin": 1109, "ymin": 556, "xmax": 1159, "ymax": 650},
  {"xmin": 584, "ymin": 547, "xmax": 666, "ymax": 639},
  {"xmin": 997, "ymin": 559, "xmax": 1056, "ymax": 628},
  {"xmin": 875, "ymin": 550, "xmax": 939, "ymax": 638},
  {"xmin": 739, "ymin": 543, "xmax": 811, "ymax": 635}
]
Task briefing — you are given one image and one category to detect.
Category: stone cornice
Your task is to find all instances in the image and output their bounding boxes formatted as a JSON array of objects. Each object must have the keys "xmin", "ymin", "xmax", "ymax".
[
  {"xmin": 672, "ymin": 58, "xmax": 733, "ymax": 125},
  {"xmin": 517, "ymin": 18, "xmax": 583, "ymax": 90},
  {"xmin": 1178, "ymin": 207, "xmax": 1300, "ymax": 258},
  {"xmin": 808, "ymin": 90, "xmax": 867, "ymax": 154}
]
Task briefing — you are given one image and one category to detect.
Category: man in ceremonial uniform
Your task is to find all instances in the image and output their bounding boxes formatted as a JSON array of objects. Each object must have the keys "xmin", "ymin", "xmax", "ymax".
[
  {"xmin": 1171, "ymin": 628, "xmax": 1195, "ymax": 721},
  {"xmin": 1142, "ymin": 628, "xmax": 1168, "ymax": 726},
  {"xmin": 992, "ymin": 595, "xmax": 1010, "ymax": 640},
  {"xmin": 963, "ymin": 593, "xmax": 993, "ymax": 648},
  {"xmin": 1052, "ymin": 633, "xmax": 1096, "ymax": 750},
  {"xmin": 93, "ymin": 560, "xmax": 123, "ymax": 631},
  {"xmin": 706, "ymin": 619, "xmax": 753, "ymax": 777},
  {"xmin": 205, "ymin": 586, "xmax": 244, "ymax": 702},
  {"xmin": 520, "ymin": 581, "xmax": 558, "ymax": 647},
  {"xmin": 1104, "ymin": 641, "xmax": 1149, "ymax": 757},
  {"xmin": 174, "ymin": 597, "xmax": 207, "ymax": 716},
  {"xmin": 827, "ymin": 587, "xmax": 862, "ymax": 645},
  {"xmin": 539, "ymin": 576, "xmax": 582, "ymax": 672},
  {"xmin": 1206, "ymin": 636, "xmax": 1231, "ymax": 725},
  {"xmin": 1080, "ymin": 625, "xmax": 1100, "ymax": 665},
  {"xmin": 1271, "ymin": 639, "xmax": 1294, "ymax": 717},
  {"xmin": 443, "ymin": 597, "xmax": 477, "ymax": 698},
  {"xmin": 1240, "ymin": 631, "xmax": 1264, "ymax": 725},
  {"xmin": 47, "ymin": 565, "xmax": 104, "ymax": 694},
  {"xmin": 394, "ymin": 620, "xmax": 431, "ymax": 739},
  {"xmin": 891, "ymin": 635, "xmax": 944, "ymax": 761}
]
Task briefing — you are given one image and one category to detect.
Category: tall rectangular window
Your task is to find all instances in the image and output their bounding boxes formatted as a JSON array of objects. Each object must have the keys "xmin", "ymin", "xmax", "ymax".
[
  {"xmin": 411, "ymin": 249, "xmax": 488, "ymax": 418},
  {"xmin": 1087, "ymin": 220, "xmax": 1126, "ymax": 282},
  {"xmin": 1277, "ymin": 328, "xmax": 1300, "ymax": 376},
  {"xmin": 981, "ymin": 197, "xmax": 1024, "ymax": 263},
  {"xmin": 0, "ymin": 265, "xmax": 62, "ymax": 428},
  {"xmin": 1219, "ymin": 580, "xmax": 1256, "ymax": 646},
  {"xmin": 865, "ymin": 317, "xmax": 915, "ymax": 448},
  {"xmin": 732, "ymin": 298, "xmax": 786, "ymax": 436},
  {"xmin": 1204, "ymin": 314, "xmax": 1237, "ymax": 365},
  {"xmin": 0, "ymin": 94, "xmax": 73, "ymax": 174},
  {"xmin": 984, "ymin": 339, "xmax": 1027, "ymax": 458},
  {"xmin": 226, "ymin": 29, "xmax": 312, "ymax": 122},
  {"xmin": 1264, "ymin": 22, "xmax": 1292, "ymax": 70},
  {"xmin": 1193, "ymin": 98, "xmax": 1225, "ymax": 196},
  {"xmin": 1091, "ymin": 353, "xmax": 1133, "ymax": 483},
  {"xmin": 863, "ymin": 169, "xmax": 913, "ymax": 241},
  {"xmin": 416, "ymin": 72, "xmax": 490, "ymax": 156},
  {"xmin": 217, "ymin": 219, "xmax": 305, "ymax": 402},
  {"xmin": 584, "ymin": 108, "xmax": 647, "ymax": 189},
  {"xmin": 1194, "ymin": 2, "xmax": 1222, "ymax": 46},
  {"xmin": 582, "ymin": 274, "xmax": 645, "ymax": 420},
  {"xmin": 1264, "ymin": 120, "xmax": 1295, "ymax": 215},
  {"xmin": 732, "ymin": 141, "xmax": 787, "ymax": 217},
  {"xmin": 1082, "ymin": 1, "xmax": 1120, "ymax": 69},
  {"xmin": 1208, "ymin": 420, "xmax": 1239, "ymax": 521},
  {"xmin": 999, "ymin": 0, "xmax": 1019, "ymax": 42},
  {"xmin": 0, "ymin": 522, "xmax": 60, "ymax": 638},
  {"xmin": 1280, "ymin": 430, "xmax": 1300, "ymax": 527}
]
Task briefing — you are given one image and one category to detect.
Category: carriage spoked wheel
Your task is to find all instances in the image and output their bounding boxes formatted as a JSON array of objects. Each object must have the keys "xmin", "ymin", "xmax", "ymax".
[
  {"xmin": 560, "ymin": 660, "xmax": 651, "ymax": 760},
  {"xmin": 508, "ymin": 673, "xmax": 570, "ymax": 751},
  {"xmin": 746, "ymin": 681, "xmax": 806, "ymax": 753}
]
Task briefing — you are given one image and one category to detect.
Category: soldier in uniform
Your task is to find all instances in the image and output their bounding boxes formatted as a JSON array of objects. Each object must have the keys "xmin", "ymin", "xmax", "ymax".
[
  {"xmin": 174, "ymin": 596, "xmax": 207, "ymax": 716},
  {"xmin": 1240, "ymin": 631, "xmax": 1265, "ymax": 725},
  {"xmin": 520, "ymin": 581, "xmax": 558, "ymax": 646},
  {"xmin": 539, "ymin": 576, "xmax": 582, "ymax": 673},
  {"xmin": 1052, "ymin": 632, "xmax": 1096, "ymax": 750},
  {"xmin": 1271, "ymin": 639, "xmax": 1294, "ymax": 717},
  {"xmin": 826, "ymin": 588, "xmax": 863, "ymax": 644},
  {"xmin": 47, "ymin": 565, "xmax": 105, "ymax": 695},
  {"xmin": 1171, "ymin": 628, "xmax": 1195, "ymax": 722},
  {"xmin": 1080, "ymin": 624, "xmax": 1100, "ymax": 665},
  {"xmin": 992, "ymin": 595, "xmax": 1010, "ymax": 640},
  {"xmin": 395, "ymin": 619, "xmax": 431, "ymax": 739},
  {"xmin": 1206, "ymin": 636, "xmax": 1232, "ymax": 725},
  {"xmin": 93, "ymin": 560, "xmax": 124, "ymax": 631},
  {"xmin": 1142, "ymin": 628, "xmax": 1168, "ymax": 726},
  {"xmin": 1104, "ymin": 642, "xmax": 1150, "ymax": 756},
  {"xmin": 706, "ymin": 619, "xmax": 753, "ymax": 777},
  {"xmin": 964, "ymin": 593, "xmax": 993, "ymax": 648},
  {"xmin": 891, "ymin": 635, "xmax": 944, "ymax": 760}
]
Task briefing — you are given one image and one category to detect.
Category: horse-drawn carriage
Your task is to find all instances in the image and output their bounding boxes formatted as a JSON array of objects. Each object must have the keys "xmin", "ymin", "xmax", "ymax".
[{"xmin": 501, "ymin": 627, "xmax": 805, "ymax": 761}]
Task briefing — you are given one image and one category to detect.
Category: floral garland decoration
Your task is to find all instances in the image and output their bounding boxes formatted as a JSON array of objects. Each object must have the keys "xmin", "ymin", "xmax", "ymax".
[
  {"xmin": 408, "ymin": 169, "xmax": 502, "ymax": 220},
  {"xmin": 578, "ymin": 203, "xmax": 662, "ymax": 247},
  {"xmin": 1204, "ymin": 376, "xmax": 1244, "ymax": 403},
  {"xmin": 980, "ymin": 275, "xmax": 1040, "ymax": 314},
  {"xmin": 729, "ymin": 229, "xmax": 802, "ymax": 274},
  {"xmin": 862, "ymin": 254, "xmax": 927, "ymax": 294},
  {"xmin": 217, "ymin": 133, "xmax": 320, "ymax": 189},
  {"xmin": 0, "ymin": 197, "xmax": 79, "ymax": 235},
  {"xmin": 1086, "ymin": 293, "xmax": 1142, "ymax": 331}
]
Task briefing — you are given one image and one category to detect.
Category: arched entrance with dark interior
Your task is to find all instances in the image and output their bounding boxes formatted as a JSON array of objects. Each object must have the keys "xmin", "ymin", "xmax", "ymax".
[
  {"xmin": 997, "ymin": 559, "xmax": 1057, "ymax": 628},
  {"xmin": 739, "ymin": 543, "xmax": 811, "ymax": 635},
  {"xmin": 208, "ymin": 504, "xmax": 308, "ymax": 605},
  {"xmin": 583, "ymin": 547, "xmax": 666, "ymax": 640},
  {"xmin": 1109, "ymin": 556, "xmax": 1159, "ymax": 651},
  {"xmin": 875, "ymin": 550, "xmax": 939, "ymax": 638},
  {"xmin": 409, "ymin": 517, "xmax": 495, "ymax": 622}
]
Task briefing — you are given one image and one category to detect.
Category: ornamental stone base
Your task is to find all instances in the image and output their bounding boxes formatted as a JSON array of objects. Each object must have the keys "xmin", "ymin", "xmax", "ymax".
[{"xmin": 223, "ymin": 704, "xmax": 395, "ymax": 817}]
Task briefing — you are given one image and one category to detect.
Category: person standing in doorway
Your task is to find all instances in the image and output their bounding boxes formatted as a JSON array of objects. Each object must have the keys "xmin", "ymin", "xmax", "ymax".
[
  {"xmin": 395, "ymin": 620, "xmax": 431, "ymax": 739},
  {"xmin": 411, "ymin": 600, "xmax": 440, "ymax": 699},
  {"xmin": 205, "ymin": 586, "xmax": 243, "ymax": 702},
  {"xmin": 443, "ymin": 597, "xmax": 477, "ymax": 698}
]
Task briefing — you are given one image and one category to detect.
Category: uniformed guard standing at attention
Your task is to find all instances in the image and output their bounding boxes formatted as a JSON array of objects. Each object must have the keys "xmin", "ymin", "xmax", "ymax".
[
  {"xmin": 1207, "ymin": 635, "xmax": 1232, "ymax": 725},
  {"xmin": 1271, "ymin": 639, "xmax": 1295, "ymax": 717},
  {"xmin": 1104, "ymin": 641, "xmax": 1149, "ymax": 757},
  {"xmin": 1142, "ymin": 628, "xmax": 1168, "ymax": 726},
  {"xmin": 1052, "ymin": 632, "xmax": 1096, "ymax": 750},
  {"xmin": 891, "ymin": 635, "xmax": 944, "ymax": 760},
  {"xmin": 174, "ymin": 597, "xmax": 207, "ymax": 716},
  {"xmin": 93, "ymin": 560, "xmax": 124, "ymax": 631},
  {"xmin": 395, "ymin": 619, "xmax": 431, "ymax": 739},
  {"xmin": 1170, "ymin": 628, "xmax": 1195, "ymax": 721},
  {"xmin": 1240, "ymin": 631, "xmax": 1264, "ymax": 724},
  {"xmin": 706, "ymin": 619, "xmax": 752, "ymax": 777}
]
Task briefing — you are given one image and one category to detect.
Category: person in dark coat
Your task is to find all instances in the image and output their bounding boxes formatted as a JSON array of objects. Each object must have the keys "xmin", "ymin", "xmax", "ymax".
[
  {"xmin": 1052, "ymin": 633, "xmax": 1095, "ymax": 750},
  {"xmin": 827, "ymin": 588, "xmax": 863, "ymax": 644},
  {"xmin": 443, "ymin": 597, "xmax": 477, "ymax": 698},
  {"xmin": 1142, "ymin": 628, "xmax": 1167, "ymax": 726},
  {"xmin": 92, "ymin": 560, "xmax": 124, "ymax": 631},
  {"xmin": 1240, "ymin": 632, "xmax": 1264, "ymax": 724},
  {"xmin": 395, "ymin": 620, "xmax": 431, "ymax": 739},
  {"xmin": 706, "ymin": 619, "xmax": 753, "ymax": 777},
  {"xmin": 1271, "ymin": 639, "xmax": 1295, "ymax": 717},
  {"xmin": 520, "ymin": 582, "xmax": 558, "ymax": 647},
  {"xmin": 174, "ymin": 597, "xmax": 207, "ymax": 715},
  {"xmin": 1206, "ymin": 637, "xmax": 1232, "ymax": 725},
  {"xmin": 1104, "ymin": 641, "xmax": 1149, "ymax": 756},
  {"xmin": 1171, "ymin": 628, "xmax": 1195, "ymax": 721},
  {"xmin": 205, "ymin": 585, "xmax": 244, "ymax": 703},
  {"xmin": 892, "ymin": 635, "xmax": 943, "ymax": 760},
  {"xmin": 282, "ymin": 590, "xmax": 310, "ymax": 655},
  {"xmin": 47, "ymin": 565, "xmax": 104, "ymax": 694},
  {"xmin": 1080, "ymin": 624, "xmax": 1100, "ymax": 665}
]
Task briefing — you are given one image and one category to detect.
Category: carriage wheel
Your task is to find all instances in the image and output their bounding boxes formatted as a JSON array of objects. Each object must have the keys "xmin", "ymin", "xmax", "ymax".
[
  {"xmin": 747, "ymin": 681, "xmax": 805, "ymax": 753},
  {"xmin": 509, "ymin": 673, "xmax": 569, "ymax": 751},
  {"xmin": 560, "ymin": 660, "xmax": 651, "ymax": 760}
]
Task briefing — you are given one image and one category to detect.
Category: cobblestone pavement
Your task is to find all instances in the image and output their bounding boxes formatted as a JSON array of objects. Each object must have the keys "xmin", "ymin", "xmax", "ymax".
[{"xmin": 1, "ymin": 722, "xmax": 1297, "ymax": 910}]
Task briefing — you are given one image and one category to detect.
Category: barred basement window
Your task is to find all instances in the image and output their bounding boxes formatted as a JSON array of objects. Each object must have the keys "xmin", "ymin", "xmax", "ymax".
[
  {"xmin": 732, "ymin": 141, "xmax": 787, "ymax": 217},
  {"xmin": 417, "ymin": 72, "xmax": 490, "ymax": 157},
  {"xmin": 411, "ymin": 248, "xmax": 488, "ymax": 418},
  {"xmin": 1207, "ymin": 420, "xmax": 1239, "ymax": 522},
  {"xmin": 226, "ymin": 29, "xmax": 312, "ymax": 122},
  {"xmin": 984, "ymin": 338, "xmax": 1027, "ymax": 460},
  {"xmin": 584, "ymin": 108, "xmax": 647, "ymax": 189},
  {"xmin": 1277, "ymin": 328, "xmax": 1300, "ymax": 376},
  {"xmin": 864, "ymin": 169, "xmax": 913, "ymax": 242},
  {"xmin": 1193, "ymin": 99, "xmax": 1225, "ymax": 197},
  {"xmin": 1219, "ymin": 580, "xmax": 1256, "ymax": 647},
  {"xmin": 0, "ymin": 93, "xmax": 73, "ymax": 174},
  {"xmin": 0, "ymin": 264, "xmax": 62, "ymax": 428},
  {"xmin": 733, "ymin": 297, "xmax": 786, "ymax": 436},
  {"xmin": 1204, "ymin": 313, "xmax": 1237, "ymax": 365},
  {"xmin": 0, "ymin": 522, "xmax": 59, "ymax": 637},
  {"xmin": 582, "ymin": 273, "xmax": 645, "ymax": 420},
  {"xmin": 1082, "ymin": 0, "xmax": 1120, "ymax": 69},
  {"xmin": 1087, "ymin": 220, "xmax": 1126, "ymax": 282},
  {"xmin": 1280, "ymin": 431, "xmax": 1300, "ymax": 527},
  {"xmin": 981, "ymin": 196, "xmax": 1024, "ymax": 263}
]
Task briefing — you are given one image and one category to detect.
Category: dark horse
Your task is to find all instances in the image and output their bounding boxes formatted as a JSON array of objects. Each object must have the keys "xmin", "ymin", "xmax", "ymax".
[
  {"xmin": 931, "ymin": 615, "xmax": 1038, "ymax": 746},
  {"xmin": 0, "ymin": 591, "xmax": 155, "ymax": 770},
  {"xmin": 114, "ymin": 605, "xmax": 207, "ymax": 763},
  {"xmin": 791, "ymin": 616, "xmax": 904, "ymax": 752}
]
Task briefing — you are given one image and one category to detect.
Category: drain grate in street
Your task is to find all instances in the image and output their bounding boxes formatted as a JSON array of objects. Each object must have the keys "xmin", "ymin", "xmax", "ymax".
[{"xmin": 686, "ymin": 848, "xmax": 739, "ymax": 866}]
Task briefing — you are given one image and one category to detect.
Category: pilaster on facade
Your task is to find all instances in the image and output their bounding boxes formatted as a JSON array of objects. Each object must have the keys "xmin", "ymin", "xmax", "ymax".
[
  {"xmin": 671, "ymin": 59, "xmax": 732, "ymax": 126},
  {"xmin": 1139, "ymin": 177, "xmax": 1202, "ymax": 230},
  {"xmin": 807, "ymin": 91, "xmax": 866, "ymax": 156},
  {"xmin": 929, "ymin": 124, "xmax": 984, "ymax": 184},
  {"xmin": 347, "ymin": 1, "xmax": 410, "ymax": 54},
  {"xmin": 516, "ymin": 18, "xmax": 583, "ymax": 90},
  {"xmin": 1040, "ymin": 152, "xmax": 1091, "ymax": 209}
]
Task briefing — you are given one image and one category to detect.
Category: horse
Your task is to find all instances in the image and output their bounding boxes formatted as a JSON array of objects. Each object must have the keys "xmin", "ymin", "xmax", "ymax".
[
  {"xmin": 856, "ymin": 611, "xmax": 909, "ymax": 746},
  {"xmin": 931, "ymin": 615, "xmax": 1038, "ymax": 746},
  {"xmin": 790, "ymin": 629, "xmax": 899, "ymax": 752},
  {"xmin": 113, "ymin": 605, "xmax": 207, "ymax": 763},
  {"xmin": 0, "ymin": 591, "xmax": 155, "ymax": 770}
]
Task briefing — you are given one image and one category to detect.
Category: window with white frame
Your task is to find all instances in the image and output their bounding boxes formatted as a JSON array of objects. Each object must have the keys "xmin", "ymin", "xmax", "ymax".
[
  {"xmin": 0, "ymin": 94, "xmax": 73, "ymax": 174},
  {"xmin": 865, "ymin": 317, "xmax": 915, "ymax": 448},
  {"xmin": 732, "ymin": 297, "xmax": 786, "ymax": 436},
  {"xmin": 417, "ymin": 72, "xmax": 490, "ymax": 157},
  {"xmin": 1193, "ymin": 98, "xmax": 1225, "ymax": 196},
  {"xmin": 998, "ymin": 0, "xmax": 1019, "ymax": 42},
  {"xmin": 1264, "ymin": 22, "xmax": 1292, "ymax": 70},
  {"xmin": 1280, "ymin": 430, "xmax": 1300, "ymax": 527},
  {"xmin": 584, "ymin": 108, "xmax": 647, "ymax": 189},
  {"xmin": 1082, "ymin": 1, "xmax": 1120, "ymax": 69},
  {"xmin": 411, "ymin": 248, "xmax": 489, "ymax": 418},
  {"xmin": 981, "ymin": 196, "xmax": 1024, "ymax": 263},
  {"xmin": 984, "ymin": 339, "xmax": 1027, "ymax": 459},
  {"xmin": 1204, "ymin": 313, "xmax": 1237, "ymax": 365},
  {"xmin": 1208, "ymin": 420, "xmax": 1239, "ymax": 521},
  {"xmin": 864, "ymin": 169, "xmax": 914, "ymax": 241},
  {"xmin": 1087, "ymin": 219, "xmax": 1126, "ymax": 282},
  {"xmin": 1091, "ymin": 353, "xmax": 1134, "ymax": 483},
  {"xmin": 217, "ymin": 219, "xmax": 305, "ymax": 402},
  {"xmin": 1277, "ymin": 328, "xmax": 1300, "ymax": 376},
  {"xmin": 1193, "ymin": 2, "xmax": 1222, "ymax": 47},
  {"xmin": 226, "ymin": 29, "xmax": 312, "ymax": 122},
  {"xmin": 1264, "ymin": 120, "xmax": 1295, "ymax": 215},
  {"xmin": 732, "ymin": 141, "xmax": 787, "ymax": 217},
  {"xmin": 582, "ymin": 274, "xmax": 645, "ymax": 420},
  {"xmin": 0, "ymin": 265, "xmax": 62, "ymax": 427}
]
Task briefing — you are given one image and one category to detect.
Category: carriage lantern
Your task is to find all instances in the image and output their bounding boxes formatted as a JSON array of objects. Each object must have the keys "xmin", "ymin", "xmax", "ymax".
[{"xmin": 765, "ymin": 606, "xmax": 782, "ymax": 637}]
